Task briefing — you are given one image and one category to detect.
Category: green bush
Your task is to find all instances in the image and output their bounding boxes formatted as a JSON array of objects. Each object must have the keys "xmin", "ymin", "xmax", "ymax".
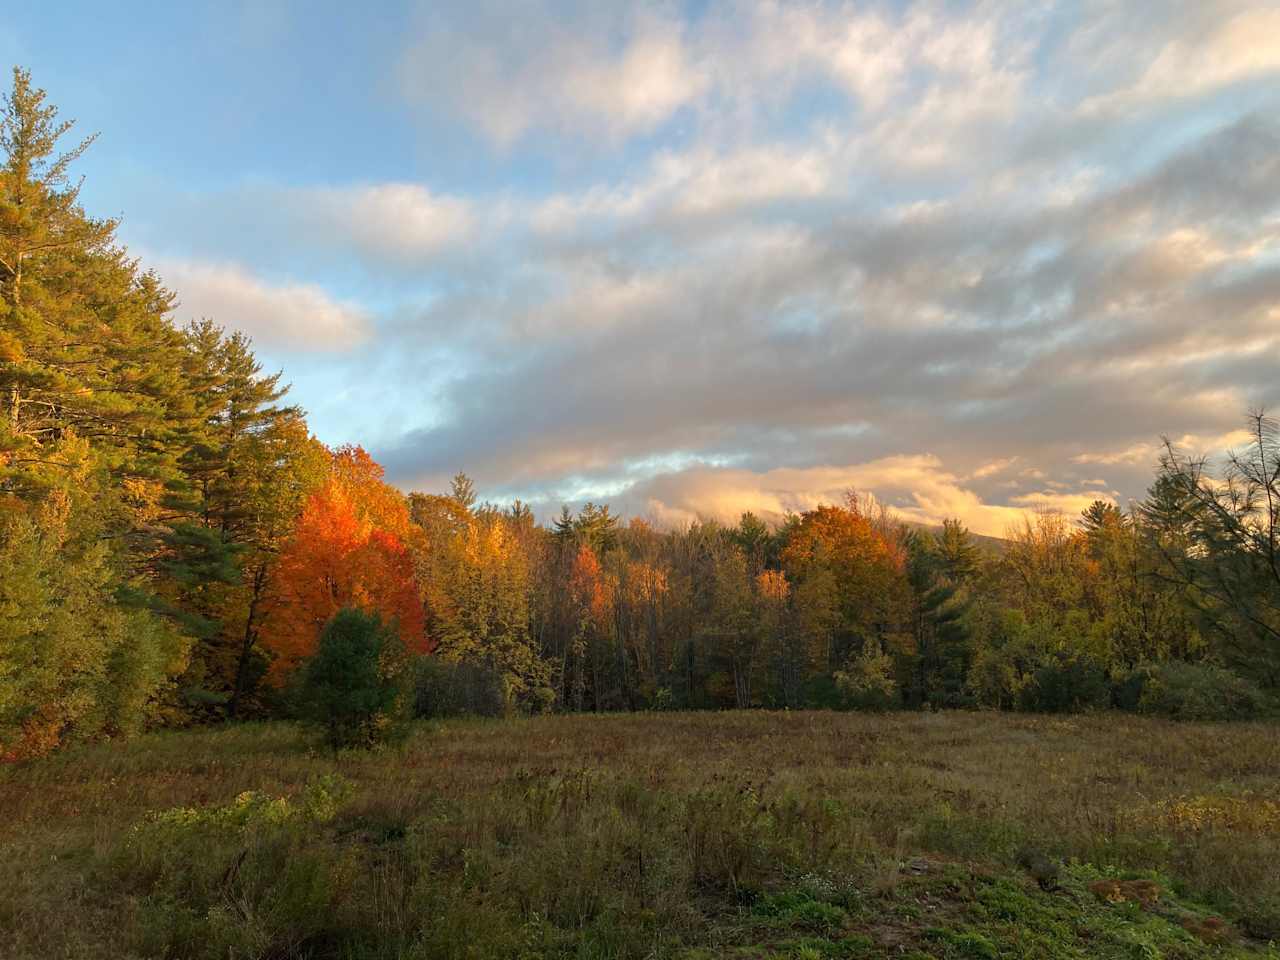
[
  {"xmin": 1129, "ymin": 661, "xmax": 1267, "ymax": 721},
  {"xmin": 1018, "ymin": 651, "xmax": 1109, "ymax": 713},
  {"xmin": 297, "ymin": 608, "xmax": 408, "ymax": 749},
  {"xmin": 834, "ymin": 648, "xmax": 900, "ymax": 711},
  {"xmin": 1109, "ymin": 668, "xmax": 1146, "ymax": 711}
]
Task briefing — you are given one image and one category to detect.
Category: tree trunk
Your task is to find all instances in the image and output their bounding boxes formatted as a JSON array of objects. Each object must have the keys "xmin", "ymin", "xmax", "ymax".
[{"xmin": 229, "ymin": 565, "xmax": 267, "ymax": 718}]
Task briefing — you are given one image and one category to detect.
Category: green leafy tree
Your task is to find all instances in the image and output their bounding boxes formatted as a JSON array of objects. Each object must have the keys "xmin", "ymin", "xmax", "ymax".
[
  {"xmin": 412, "ymin": 491, "xmax": 549, "ymax": 711},
  {"xmin": 1079, "ymin": 499, "xmax": 1201, "ymax": 670},
  {"xmin": 697, "ymin": 533, "xmax": 757, "ymax": 707},
  {"xmin": 0, "ymin": 472, "xmax": 187, "ymax": 759}
]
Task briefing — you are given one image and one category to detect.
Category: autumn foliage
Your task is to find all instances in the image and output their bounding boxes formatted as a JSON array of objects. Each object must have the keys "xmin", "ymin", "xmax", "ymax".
[
  {"xmin": 261, "ymin": 448, "xmax": 428, "ymax": 683},
  {"xmin": 569, "ymin": 544, "xmax": 615, "ymax": 629},
  {"xmin": 780, "ymin": 498, "xmax": 910, "ymax": 644}
]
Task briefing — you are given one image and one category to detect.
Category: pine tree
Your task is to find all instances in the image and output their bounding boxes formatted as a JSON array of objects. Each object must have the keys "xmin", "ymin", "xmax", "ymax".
[
  {"xmin": 904, "ymin": 523, "xmax": 977, "ymax": 707},
  {"xmin": 159, "ymin": 321, "xmax": 324, "ymax": 715},
  {"xmin": 1142, "ymin": 414, "xmax": 1280, "ymax": 687},
  {"xmin": 0, "ymin": 68, "xmax": 192, "ymax": 508}
]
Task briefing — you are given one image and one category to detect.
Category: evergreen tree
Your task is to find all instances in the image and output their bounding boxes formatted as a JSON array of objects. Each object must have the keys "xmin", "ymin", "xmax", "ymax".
[
  {"xmin": 904, "ymin": 523, "xmax": 977, "ymax": 707},
  {"xmin": 298, "ymin": 607, "xmax": 407, "ymax": 751},
  {"xmin": 165, "ymin": 320, "xmax": 321, "ymax": 716},
  {"xmin": 936, "ymin": 518, "xmax": 979, "ymax": 582},
  {"xmin": 0, "ymin": 69, "xmax": 193, "ymax": 508},
  {"xmin": 1143, "ymin": 414, "xmax": 1280, "ymax": 688},
  {"xmin": 449, "ymin": 471, "xmax": 477, "ymax": 511}
]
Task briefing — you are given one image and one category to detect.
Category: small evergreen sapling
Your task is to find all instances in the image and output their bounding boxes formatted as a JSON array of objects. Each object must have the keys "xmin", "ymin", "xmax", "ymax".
[{"xmin": 298, "ymin": 608, "xmax": 407, "ymax": 750}]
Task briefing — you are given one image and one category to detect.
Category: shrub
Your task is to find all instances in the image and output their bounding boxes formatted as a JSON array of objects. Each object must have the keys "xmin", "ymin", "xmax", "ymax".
[
  {"xmin": 413, "ymin": 658, "xmax": 507, "ymax": 718},
  {"xmin": 1018, "ymin": 651, "xmax": 1109, "ymax": 713},
  {"xmin": 297, "ymin": 608, "xmax": 408, "ymax": 749},
  {"xmin": 834, "ymin": 648, "xmax": 899, "ymax": 711},
  {"xmin": 134, "ymin": 774, "xmax": 353, "ymax": 840},
  {"xmin": 965, "ymin": 609, "xmax": 1036, "ymax": 709},
  {"xmin": 1129, "ymin": 661, "xmax": 1267, "ymax": 721},
  {"xmin": 1109, "ymin": 669, "xmax": 1146, "ymax": 711}
]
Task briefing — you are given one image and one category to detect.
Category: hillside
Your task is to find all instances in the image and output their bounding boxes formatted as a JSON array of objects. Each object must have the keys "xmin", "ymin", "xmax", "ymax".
[
  {"xmin": 3, "ymin": 711, "xmax": 1278, "ymax": 959},
  {"xmin": 906, "ymin": 521, "xmax": 1009, "ymax": 555}
]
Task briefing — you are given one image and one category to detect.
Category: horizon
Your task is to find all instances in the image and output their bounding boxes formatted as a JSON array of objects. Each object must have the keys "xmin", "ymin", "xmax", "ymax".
[{"xmin": 6, "ymin": 1, "xmax": 1279, "ymax": 536}]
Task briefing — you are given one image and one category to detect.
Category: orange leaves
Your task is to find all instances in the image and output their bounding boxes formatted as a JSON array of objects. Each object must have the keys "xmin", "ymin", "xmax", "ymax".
[
  {"xmin": 569, "ymin": 543, "xmax": 615, "ymax": 628},
  {"xmin": 756, "ymin": 569, "xmax": 790, "ymax": 604},
  {"xmin": 780, "ymin": 503, "xmax": 904, "ymax": 576},
  {"xmin": 0, "ymin": 712, "xmax": 62, "ymax": 764},
  {"xmin": 328, "ymin": 444, "xmax": 417, "ymax": 542},
  {"xmin": 260, "ymin": 448, "xmax": 427, "ymax": 683},
  {"xmin": 624, "ymin": 560, "xmax": 669, "ymax": 606},
  {"xmin": 780, "ymin": 500, "xmax": 910, "ymax": 642}
]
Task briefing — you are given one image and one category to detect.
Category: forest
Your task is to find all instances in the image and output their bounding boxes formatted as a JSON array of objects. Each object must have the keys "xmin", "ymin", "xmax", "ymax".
[{"xmin": 2, "ymin": 64, "xmax": 1280, "ymax": 764}]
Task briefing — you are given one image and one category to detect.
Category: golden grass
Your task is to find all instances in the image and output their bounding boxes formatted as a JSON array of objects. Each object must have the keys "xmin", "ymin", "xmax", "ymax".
[{"xmin": 2, "ymin": 710, "xmax": 1278, "ymax": 958}]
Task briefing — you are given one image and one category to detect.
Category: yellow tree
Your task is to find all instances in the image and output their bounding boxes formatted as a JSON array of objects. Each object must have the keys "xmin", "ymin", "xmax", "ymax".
[{"xmin": 412, "ymin": 491, "xmax": 548, "ymax": 709}]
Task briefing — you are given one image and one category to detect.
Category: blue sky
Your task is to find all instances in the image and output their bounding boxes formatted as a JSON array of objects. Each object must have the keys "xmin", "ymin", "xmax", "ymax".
[{"xmin": 5, "ymin": 1, "xmax": 1280, "ymax": 534}]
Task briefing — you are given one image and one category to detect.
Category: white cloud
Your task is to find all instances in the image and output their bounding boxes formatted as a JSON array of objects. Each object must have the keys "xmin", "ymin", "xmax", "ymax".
[
  {"xmin": 157, "ymin": 258, "xmax": 372, "ymax": 351},
  {"xmin": 399, "ymin": 6, "xmax": 706, "ymax": 146},
  {"xmin": 529, "ymin": 141, "xmax": 834, "ymax": 236},
  {"xmin": 971, "ymin": 457, "xmax": 1019, "ymax": 480},
  {"xmin": 375, "ymin": 112, "xmax": 1280, "ymax": 518},
  {"xmin": 128, "ymin": 2, "xmax": 1280, "ymax": 528},
  {"xmin": 564, "ymin": 18, "xmax": 708, "ymax": 138},
  {"xmin": 298, "ymin": 183, "xmax": 474, "ymax": 263},
  {"xmin": 1080, "ymin": 6, "xmax": 1280, "ymax": 115},
  {"xmin": 396, "ymin": 0, "xmax": 1038, "ymax": 154}
]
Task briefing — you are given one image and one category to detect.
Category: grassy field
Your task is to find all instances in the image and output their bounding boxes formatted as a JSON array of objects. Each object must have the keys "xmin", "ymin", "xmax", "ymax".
[{"xmin": 2, "ymin": 711, "xmax": 1279, "ymax": 959}]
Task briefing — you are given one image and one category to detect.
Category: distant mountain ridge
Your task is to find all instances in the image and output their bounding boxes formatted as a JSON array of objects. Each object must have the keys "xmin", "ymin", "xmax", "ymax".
[{"xmin": 904, "ymin": 520, "xmax": 1009, "ymax": 555}]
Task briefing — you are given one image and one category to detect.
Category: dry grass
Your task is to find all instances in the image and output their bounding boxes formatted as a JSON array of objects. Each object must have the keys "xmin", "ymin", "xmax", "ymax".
[{"xmin": 2, "ymin": 710, "xmax": 1279, "ymax": 958}]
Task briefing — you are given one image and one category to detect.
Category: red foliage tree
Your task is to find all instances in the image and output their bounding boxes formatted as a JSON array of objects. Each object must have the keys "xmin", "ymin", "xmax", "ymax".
[{"xmin": 261, "ymin": 449, "xmax": 428, "ymax": 683}]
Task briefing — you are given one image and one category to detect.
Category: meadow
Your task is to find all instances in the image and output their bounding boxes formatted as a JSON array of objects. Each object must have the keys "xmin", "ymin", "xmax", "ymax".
[{"xmin": 3, "ymin": 711, "xmax": 1279, "ymax": 959}]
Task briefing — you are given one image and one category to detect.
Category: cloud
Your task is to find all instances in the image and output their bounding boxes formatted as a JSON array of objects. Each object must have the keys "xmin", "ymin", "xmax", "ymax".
[
  {"xmin": 610, "ymin": 455, "xmax": 1110, "ymax": 538},
  {"xmin": 156, "ymin": 258, "xmax": 373, "ymax": 351},
  {"xmin": 1072, "ymin": 429, "xmax": 1258, "ymax": 467},
  {"xmin": 398, "ymin": 4, "xmax": 706, "ymax": 146},
  {"xmin": 111, "ymin": 1, "xmax": 1280, "ymax": 531},
  {"xmin": 529, "ymin": 141, "xmax": 835, "ymax": 236},
  {"xmin": 1081, "ymin": 6, "xmax": 1280, "ymax": 116},
  {"xmin": 296, "ymin": 183, "xmax": 474, "ymax": 264},
  {"xmin": 971, "ymin": 457, "xmax": 1019, "ymax": 480},
  {"xmin": 395, "ymin": 0, "xmax": 1039, "ymax": 154},
  {"xmin": 372, "ymin": 111, "xmax": 1280, "ymax": 524}
]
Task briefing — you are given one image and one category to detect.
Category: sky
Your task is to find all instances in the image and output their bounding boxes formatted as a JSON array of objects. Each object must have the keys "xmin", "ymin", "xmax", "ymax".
[{"xmin": 4, "ymin": 0, "xmax": 1279, "ymax": 535}]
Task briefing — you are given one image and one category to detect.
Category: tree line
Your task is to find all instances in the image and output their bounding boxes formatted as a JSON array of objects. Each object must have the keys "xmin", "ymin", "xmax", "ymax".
[{"xmin": 2, "ymin": 69, "xmax": 1277, "ymax": 759}]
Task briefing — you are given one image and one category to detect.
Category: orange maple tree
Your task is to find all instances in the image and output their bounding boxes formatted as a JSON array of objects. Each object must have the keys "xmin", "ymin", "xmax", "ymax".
[
  {"xmin": 568, "ymin": 543, "xmax": 614, "ymax": 629},
  {"xmin": 261, "ymin": 447, "xmax": 429, "ymax": 682},
  {"xmin": 780, "ymin": 496, "xmax": 909, "ymax": 648},
  {"xmin": 327, "ymin": 445, "xmax": 417, "ymax": 541}
]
